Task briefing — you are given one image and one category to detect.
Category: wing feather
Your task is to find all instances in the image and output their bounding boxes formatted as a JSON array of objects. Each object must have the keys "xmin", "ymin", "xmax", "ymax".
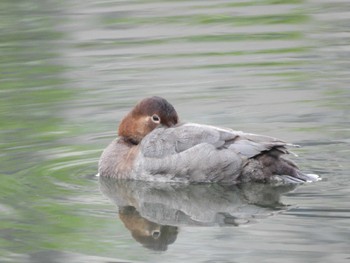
[{"xmin": 140, "ymin": 123, "xmax": 292, "ymax": 159}]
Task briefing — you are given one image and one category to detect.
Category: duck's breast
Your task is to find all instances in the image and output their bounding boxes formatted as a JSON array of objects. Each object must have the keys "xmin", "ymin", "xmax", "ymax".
[{"xmin": 99, "ymin": 139, "xmax": 140, "ymax": 179}]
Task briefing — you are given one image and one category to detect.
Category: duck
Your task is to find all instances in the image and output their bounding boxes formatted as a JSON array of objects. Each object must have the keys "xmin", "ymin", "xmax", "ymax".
[{"xmin": 98, "ymin": 96, "xmax": 319, "ymax": 184}]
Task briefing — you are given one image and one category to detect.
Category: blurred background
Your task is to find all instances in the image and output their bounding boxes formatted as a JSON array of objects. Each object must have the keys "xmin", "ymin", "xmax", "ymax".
[{"xmin": 0, "ymin": 0, "xmax": 349, "ymax": 262}]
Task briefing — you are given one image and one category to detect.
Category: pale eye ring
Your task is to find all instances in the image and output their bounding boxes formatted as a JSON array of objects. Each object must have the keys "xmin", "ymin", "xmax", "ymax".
[
  {"xmin": 151, "ymin": 114, "xmax": 161, "ymax": 123},
  {"xmin": 151, "ymin": 230, "xmax": 161, "ymax": 239}
]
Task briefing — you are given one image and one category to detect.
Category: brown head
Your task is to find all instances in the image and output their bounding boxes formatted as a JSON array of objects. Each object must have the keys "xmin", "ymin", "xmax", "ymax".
[
  {"xmin": 119, "ymin": 206, "xmax": 178, "ymax": 251},
  {"xmin": 118, "ymin": 96, "xmax": 179, "ymax": 144}
]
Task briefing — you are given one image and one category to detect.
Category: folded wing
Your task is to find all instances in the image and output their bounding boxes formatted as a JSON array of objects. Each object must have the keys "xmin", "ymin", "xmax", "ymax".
[{"xmin": 140, "ymin": 122, "xmax": 291, "ymax": 159}]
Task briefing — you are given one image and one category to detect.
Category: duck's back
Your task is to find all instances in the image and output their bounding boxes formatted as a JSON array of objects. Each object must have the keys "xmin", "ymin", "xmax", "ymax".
[{"xmin": 133, "ymin": 123, "xmax": 291, "ymax": 183}]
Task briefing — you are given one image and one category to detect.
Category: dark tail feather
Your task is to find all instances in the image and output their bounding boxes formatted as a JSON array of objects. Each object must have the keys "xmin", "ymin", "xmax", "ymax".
[
  {"xmin": 276, "ymin": 159, "xmax": 320, "ymax": 183},
  {"xmin": 294, "ymin": 171, "xmax": 320, "ymax": 182},
  {"xmin": 259, "ymin": 154, "xmax": 320, "ymax": 183}
]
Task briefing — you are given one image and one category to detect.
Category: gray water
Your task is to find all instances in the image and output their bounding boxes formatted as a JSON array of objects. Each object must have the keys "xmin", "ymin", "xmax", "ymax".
[{"xmin": 1, "ymin": 0, "xmax": 349, "ymax": 262}]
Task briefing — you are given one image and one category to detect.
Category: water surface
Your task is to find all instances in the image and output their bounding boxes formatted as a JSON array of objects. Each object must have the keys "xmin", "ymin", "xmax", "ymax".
[{"xmin": 1, "ymin": 0, "xmax": 349, "ymax": 262}]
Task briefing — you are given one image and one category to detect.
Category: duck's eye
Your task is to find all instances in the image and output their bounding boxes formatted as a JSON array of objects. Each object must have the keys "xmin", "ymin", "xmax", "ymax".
[
  {"xmin": 151, "ymin": 114, "xmax": 161, "ymax": 123},
  {"xmin": 151, "ymin": 230, "xmax": 161, "ymax": 239}
]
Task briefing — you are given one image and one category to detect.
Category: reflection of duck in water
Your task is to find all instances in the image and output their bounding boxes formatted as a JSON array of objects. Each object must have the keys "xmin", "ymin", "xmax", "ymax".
[
  {"xmin": 119, "ymin": 206, "xmax": 178, "ymax": 251},
  {"xmin": 99, "ymin": 96, "xmax": 319, "ymax": 183},
  {"xmin": 100, "ymin": 177, "xmax": 297, "ymax": 251}
]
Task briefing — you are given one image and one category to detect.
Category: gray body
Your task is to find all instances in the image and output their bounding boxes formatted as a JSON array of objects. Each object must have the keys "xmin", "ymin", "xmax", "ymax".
[{"xmin": 99, "ymin": 123, "xmax": 315, "ymax": 183}]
